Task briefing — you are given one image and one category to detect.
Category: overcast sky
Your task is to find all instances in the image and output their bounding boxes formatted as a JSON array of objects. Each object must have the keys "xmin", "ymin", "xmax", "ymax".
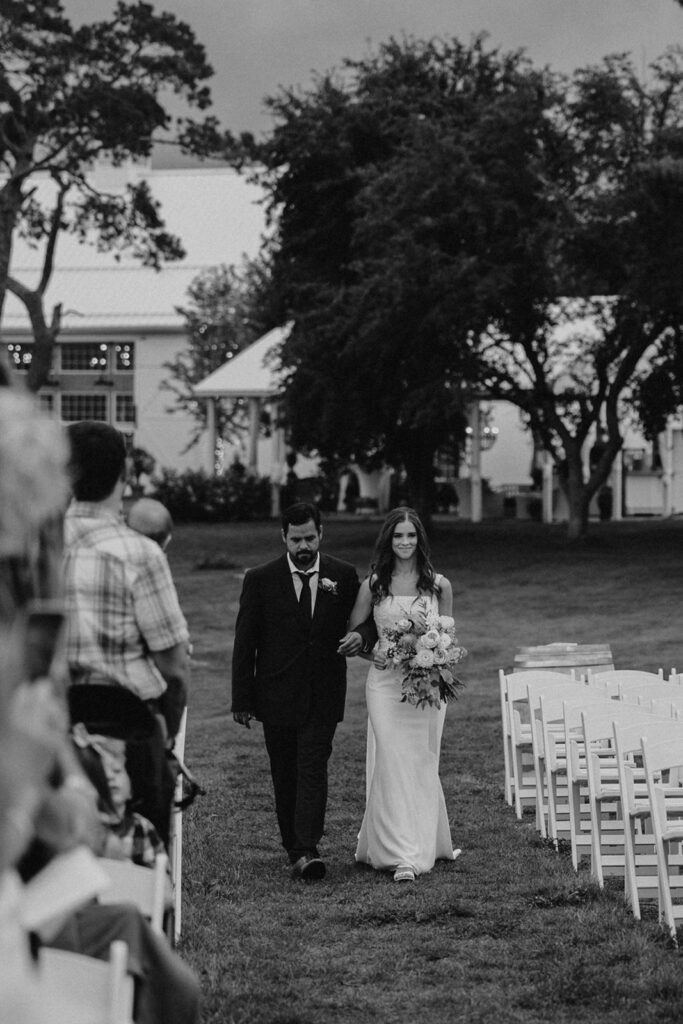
[{"xmin": 61, "ymin": 0, "xmax": 682, "ymax": 137}]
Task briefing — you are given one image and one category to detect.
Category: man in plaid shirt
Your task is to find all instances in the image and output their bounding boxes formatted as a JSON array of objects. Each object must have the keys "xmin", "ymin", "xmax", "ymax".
[{"xmin": 63, "ymin": 421, "xmax": 190, "ymax": 838}]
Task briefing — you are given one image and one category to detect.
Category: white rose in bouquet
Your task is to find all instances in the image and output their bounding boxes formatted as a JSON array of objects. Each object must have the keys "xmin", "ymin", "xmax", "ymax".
[{"xmin": 413, "ymin": 648, "xmax": 435, "ymax": 668}]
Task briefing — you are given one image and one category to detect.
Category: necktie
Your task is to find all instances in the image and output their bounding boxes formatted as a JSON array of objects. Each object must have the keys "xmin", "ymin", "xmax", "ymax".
[{"xmin": 295, "ymin": 570, "xmax": 312, "ymax": 620}]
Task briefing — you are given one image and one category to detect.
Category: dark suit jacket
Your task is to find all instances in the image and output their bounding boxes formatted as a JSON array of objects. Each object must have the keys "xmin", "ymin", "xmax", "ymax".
[{"xmin": 231, "ymin": 553, "xmax": 369, "ymax": 727}]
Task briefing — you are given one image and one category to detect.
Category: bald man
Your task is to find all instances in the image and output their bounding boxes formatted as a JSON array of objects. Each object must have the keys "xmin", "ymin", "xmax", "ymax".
[{"xmin": 127, "ymin": 497, "xmax": 173, "ymax": 550}]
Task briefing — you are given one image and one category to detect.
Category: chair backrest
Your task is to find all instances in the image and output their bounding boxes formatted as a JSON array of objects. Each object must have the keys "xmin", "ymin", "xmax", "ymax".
[
  {"xmin": 98, "ymin": 854, "xmax": 168, "ymax": 934},
  {"xmin": 588, "ymin": 669, "xmax": 664, "ymax": 689},
  {"xmin": 641, "ymin": 730, "xmax": 683, "ymax": 778},
  {"xmin": 502, "ymin": 669, "xmax": 576, "ymax": 705},
  {"xmin": 536, "ymin": 691, "xmax": 612, "ymax": 769},
  {"xmin": 38, "ymin": 939, "xmax": 133, "ymax": 1024},
  {"xmin": 626, "ymin": 682, "xmax": 683, "ymax": 704},
  {"xmin": 582, "ymin": 702, "xmax": 665, "ymax": 746}
]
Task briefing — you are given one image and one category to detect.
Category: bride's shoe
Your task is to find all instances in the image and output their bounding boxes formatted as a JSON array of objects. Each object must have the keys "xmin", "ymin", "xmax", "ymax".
[{"xmin": 394, "ymin": 865, "xmax": 415, "ymax": 883}]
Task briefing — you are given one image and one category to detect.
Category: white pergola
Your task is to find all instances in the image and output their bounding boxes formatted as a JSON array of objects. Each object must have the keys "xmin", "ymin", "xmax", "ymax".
[
  {"xmin": 193, "ymin": 324, "xmax": 289, "ymax": 513},
  {"xmin": 193, "ymin": 322, "xmax": 490, "ymax": 521}
]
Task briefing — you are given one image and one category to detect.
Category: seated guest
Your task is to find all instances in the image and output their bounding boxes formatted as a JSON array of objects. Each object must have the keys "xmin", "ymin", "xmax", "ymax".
[{"xmin": 76, "ymin": 729, "xmax": 167, "ymax": 869}]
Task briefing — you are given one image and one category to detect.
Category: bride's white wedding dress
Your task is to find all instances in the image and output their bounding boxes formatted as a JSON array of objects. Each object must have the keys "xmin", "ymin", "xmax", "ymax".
[{"xmin": 355, "ymin": 585, "xmax": 456, "ymax": 875}]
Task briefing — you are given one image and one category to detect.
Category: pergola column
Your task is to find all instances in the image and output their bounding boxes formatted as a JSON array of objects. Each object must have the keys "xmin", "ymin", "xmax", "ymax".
[
  {"xmin": 246, "ymin": 397, "xmax": 260, "ymax": 474},
  {"xmin": 205, "ymin": 397, "xmax": 217, "ymax": 475},
  {"xmin": 469, "ymin": 402, "xmax": 482, "ymax": 523},
  {"xmin": 611, "ymin": 451, "xmax": 624, "ymax": 520},
  {"xmin": 542, "ymin": 451, "xmax": 554, "ymax": 523}
]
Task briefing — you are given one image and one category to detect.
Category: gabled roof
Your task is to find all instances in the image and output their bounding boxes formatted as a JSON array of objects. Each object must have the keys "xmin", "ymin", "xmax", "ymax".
[{"xmin": 193, "ymin": 324, "xmax": 291, "ymax": 398}]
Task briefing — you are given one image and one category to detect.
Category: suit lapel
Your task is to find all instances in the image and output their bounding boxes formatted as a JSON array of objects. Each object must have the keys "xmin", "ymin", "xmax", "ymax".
[{"xmin": 312, "ymin": 555, "xmax": 332, "ymax": 629}]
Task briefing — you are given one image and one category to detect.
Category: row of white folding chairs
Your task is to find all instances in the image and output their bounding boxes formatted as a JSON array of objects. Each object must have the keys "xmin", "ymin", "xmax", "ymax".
[
  {"xmin": 500, "ymin": 668, "xmax": 682, "ymax": 821},
  {"xmin": 501, "ymin": 667, "xmax": 683, "ymax": 937},
  {"xmin": 552, "ymin": 699, "xmax": 683, "ymax": 938}
]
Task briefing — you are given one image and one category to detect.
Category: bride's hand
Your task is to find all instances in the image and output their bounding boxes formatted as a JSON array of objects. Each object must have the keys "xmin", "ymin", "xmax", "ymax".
[
  {"xmin": 409, "ymin": 610, "xmax": 428, "ymax": 632},
  {"xmin": 373, "ymin": 650, "xmax": 388, "ymax": 670}
]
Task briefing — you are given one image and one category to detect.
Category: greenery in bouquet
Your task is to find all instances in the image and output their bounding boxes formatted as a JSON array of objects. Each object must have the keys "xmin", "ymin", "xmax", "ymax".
[{"xmin": 382, "ymin": 604, "xmax": 467, "ymax": 709}]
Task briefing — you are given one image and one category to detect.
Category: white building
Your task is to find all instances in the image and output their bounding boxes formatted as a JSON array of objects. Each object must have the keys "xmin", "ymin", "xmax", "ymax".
[{"xmin": 1, "ymin": 162, "xmax": 265, "ymax": 474}]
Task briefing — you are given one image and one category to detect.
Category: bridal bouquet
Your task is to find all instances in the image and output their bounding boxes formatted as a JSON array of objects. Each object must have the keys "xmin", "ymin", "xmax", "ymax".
[{"xmin": 382, "ymin": 604, "xmax": 467, "ymax": 710}]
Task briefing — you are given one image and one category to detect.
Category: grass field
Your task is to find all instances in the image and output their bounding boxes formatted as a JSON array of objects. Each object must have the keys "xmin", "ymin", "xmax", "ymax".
[{"xmin": 170, "ymin": 517, "xmax": 683, "ymax": 1024}]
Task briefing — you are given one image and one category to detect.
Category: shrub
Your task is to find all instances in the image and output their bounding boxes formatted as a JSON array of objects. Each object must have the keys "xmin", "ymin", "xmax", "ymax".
[{"xmin": 151, "ymin": 466, "xmax": 271, "ymax": 522}]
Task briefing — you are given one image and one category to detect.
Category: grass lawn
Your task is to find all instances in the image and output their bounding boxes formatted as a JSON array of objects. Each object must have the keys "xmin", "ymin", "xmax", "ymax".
[{"xmin": 170, "ymin": 517, "xmax": 683, "ymax": 1024}]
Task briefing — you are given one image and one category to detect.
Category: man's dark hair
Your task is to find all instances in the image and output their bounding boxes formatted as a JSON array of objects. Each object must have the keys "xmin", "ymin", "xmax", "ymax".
[
  {"xmin": 67, "ymin": 421, "xmax": 127, "ymax": 502},
  {"xmin": 281, "ymin": 501, "xmax": 321, "ymax": 535}
]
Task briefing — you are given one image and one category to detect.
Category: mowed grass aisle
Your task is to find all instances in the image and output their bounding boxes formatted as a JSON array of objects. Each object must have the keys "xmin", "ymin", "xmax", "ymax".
[{"xmin": 170, "ymin": 518, "xmax": 683, "ymax": 1024}]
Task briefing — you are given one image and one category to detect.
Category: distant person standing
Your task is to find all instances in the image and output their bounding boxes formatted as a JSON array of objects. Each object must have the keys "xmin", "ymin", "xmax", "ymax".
[
  {"xmin": 128, "ymin": 497, "xmax": 173, "ymax": 551},
  {"xmin": 231, "ymin": 502, "xmax": 376, "ymax": 880}
]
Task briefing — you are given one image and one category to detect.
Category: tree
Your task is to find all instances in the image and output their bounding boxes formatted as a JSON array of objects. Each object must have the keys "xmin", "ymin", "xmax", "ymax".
[
  {"xmin": 0, "ymin": 0, "xmax": 222, "ymax": 389},
  {"xmin": 234, "ymin": 36, "xmax": 556, "ymax": 522},
  {"xmin": 234, "ymin": 37, "xmax": 683, "ymax": 539},
  {"xmin": 163, "ymin": 256, "xmax": 278, "ymax": 448},
  {"xmin": 479, "ymin": 51, "xmax": 683, "ymax": 538}
]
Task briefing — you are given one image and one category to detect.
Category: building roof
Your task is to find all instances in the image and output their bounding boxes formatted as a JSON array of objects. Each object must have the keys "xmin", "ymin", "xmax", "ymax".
[
  {"xmin": 2, "ymin": 164, "xmax": 266, "ymax": 336},
  {"xmin": 193, "ymin": 324, "xmax": 291, "ymax": 398}
]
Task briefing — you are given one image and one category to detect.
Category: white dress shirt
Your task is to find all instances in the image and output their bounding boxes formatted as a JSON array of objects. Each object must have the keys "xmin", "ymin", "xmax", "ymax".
[{"xmin": 287, "ymin": 554, "xmax": 320, "ymax": 615}]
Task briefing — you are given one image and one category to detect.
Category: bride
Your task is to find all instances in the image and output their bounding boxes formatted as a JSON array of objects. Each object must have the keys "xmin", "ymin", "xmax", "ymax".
[{"xmin": 349, "ymin": 506, "xmax": 459, "ymax": 882}]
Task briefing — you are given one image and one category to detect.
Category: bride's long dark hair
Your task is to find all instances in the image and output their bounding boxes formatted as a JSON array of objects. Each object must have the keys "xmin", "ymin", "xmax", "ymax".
[{"xmin": 369, "ymin": 506, "xmax": 437, "ymax": 601}]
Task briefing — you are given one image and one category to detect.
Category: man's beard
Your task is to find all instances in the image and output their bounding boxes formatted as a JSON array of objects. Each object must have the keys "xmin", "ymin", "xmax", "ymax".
[{"xmin": 293, "ymin": 550, "xmax": 315, "ymax": 568}]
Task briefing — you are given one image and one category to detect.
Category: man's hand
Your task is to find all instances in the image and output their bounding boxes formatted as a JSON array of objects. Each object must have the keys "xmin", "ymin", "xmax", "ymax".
[
  {"xmin": 233, "ymin": 711, "xmax": 255, "ymax": 729},
  {"xmin": 337, "ymin": 630, "xmax": 364, "ymax": 656}
]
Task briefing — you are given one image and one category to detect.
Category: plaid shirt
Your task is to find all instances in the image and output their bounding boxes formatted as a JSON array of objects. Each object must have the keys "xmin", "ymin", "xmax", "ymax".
[
  {"xmin": 110, "ymin": 812, "xmax": 167, "ymax": 869},
  {"xmin": 64, "ymin": 503, "xmax": 189, "ymax": 700}
]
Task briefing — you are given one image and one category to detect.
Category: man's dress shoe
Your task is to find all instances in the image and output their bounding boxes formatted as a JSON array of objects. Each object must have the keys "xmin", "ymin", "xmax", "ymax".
[{"xmin": 291, "ymin": 854, "xmax": 326, "ymax": 881}]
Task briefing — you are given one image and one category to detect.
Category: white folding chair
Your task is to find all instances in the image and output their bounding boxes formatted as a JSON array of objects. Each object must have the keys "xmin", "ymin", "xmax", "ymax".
[
  {"xmin": 613, "ymin": 717, "xmax": 683, "ymax": 920},
  {"xmin": 168, "ymin": 706, "xmax": 188, "ymax": 945},
  {"xmin": 499, "ymin": 669, "xmax": 579, "ymax": 821},
  {"xmin": 535, "ymin": 690, "xmax": 614, "ymax": 847},
  {"xmin": 641, "ymin": 730, "xmax": 683, "ymax": 939},
  {"xmin": 38, "ymin": 939, "xmax": 134, "ymax": 1024},
  {"xmin": 579, "ymin": 703, "xmax": 669, "ymax": 886},
  {"xmin": 98, "ymin": 854, "xmax": 169, "ymax": 935}
]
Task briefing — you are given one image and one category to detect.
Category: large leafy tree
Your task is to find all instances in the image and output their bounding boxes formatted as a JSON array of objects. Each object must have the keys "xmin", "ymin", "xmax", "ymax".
[
  {"xmin": 234, "ymin": 37, "xmax": 558, "ymax": 521},
  {"xmin": 163, "ymin": 255, "xmax": 278, "ymax": 447},
  {"xmin": 0, "ymin": 0, "xmax": 221, "ymax": 389},
  {"xmin": 233, "ymin": 36, "xmax": 683, "ymax": 538},
  {"xmin": 479, "ymin": 51, "xmax": 683, "ymax": 538}
]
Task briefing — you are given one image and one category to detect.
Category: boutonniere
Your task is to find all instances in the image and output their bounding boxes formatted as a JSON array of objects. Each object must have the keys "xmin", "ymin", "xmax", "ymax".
[{"xmin": 318, "ymin": 577, "xmax": 338, "ymax": 595}]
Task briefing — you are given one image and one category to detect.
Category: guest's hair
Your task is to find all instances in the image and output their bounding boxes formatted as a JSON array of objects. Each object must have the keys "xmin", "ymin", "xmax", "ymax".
[
  {"xmin": 67, "ymin": 421, "xmax": 127, "ymax": 502},
  {"xmin": 369, "ymin": 506, "xmax": 436, "ymax": 600},
  {"xmin": 127, "ymin": 498, "xmax": 173, "ymax": 548},
  {"xmin": 281, "ymin": 501, "xmax": 321, "ymax": 534}
]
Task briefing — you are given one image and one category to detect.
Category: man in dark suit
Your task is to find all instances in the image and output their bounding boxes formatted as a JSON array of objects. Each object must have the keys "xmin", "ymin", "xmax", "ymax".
[{"xmin": 232, "ymin": 501, "xmax": 374, "ymax": 880}]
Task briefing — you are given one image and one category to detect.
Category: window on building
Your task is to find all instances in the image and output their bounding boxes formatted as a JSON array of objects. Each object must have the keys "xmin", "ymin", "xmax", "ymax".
[
  {"xmin": 6, "ymin": 343, "xmax": 33, "ymax": 370},
  {"xmin": 115, "ymin": 394, "xmax": 136, "ymax": 424},
  {"xmin": 39, "ymin": 393, "xmax": 55, "ymax": 415},
  {"xmin": 60, "ymin": 343, "xmax": 109, "ymax": 372},
  {"xmin": 115, "ymin": 343, "xmax": 135, "ymax": 371},
  {"xmin": 61, "ymin": 394, "xmax": 108, "ymax": 421}
]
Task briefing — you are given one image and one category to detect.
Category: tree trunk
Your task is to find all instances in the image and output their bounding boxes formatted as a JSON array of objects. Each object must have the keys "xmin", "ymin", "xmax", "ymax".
[
  {"xmin": 6, "ymin": 282, "xmax": 62, "ymax": 392},
  {"xmin": 400, "ymin": 431, "xmax": 438, "ymax": 533},
  {"xmin": 562, "ymin": 448, "xmax": 591, "ymax": 541}
]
